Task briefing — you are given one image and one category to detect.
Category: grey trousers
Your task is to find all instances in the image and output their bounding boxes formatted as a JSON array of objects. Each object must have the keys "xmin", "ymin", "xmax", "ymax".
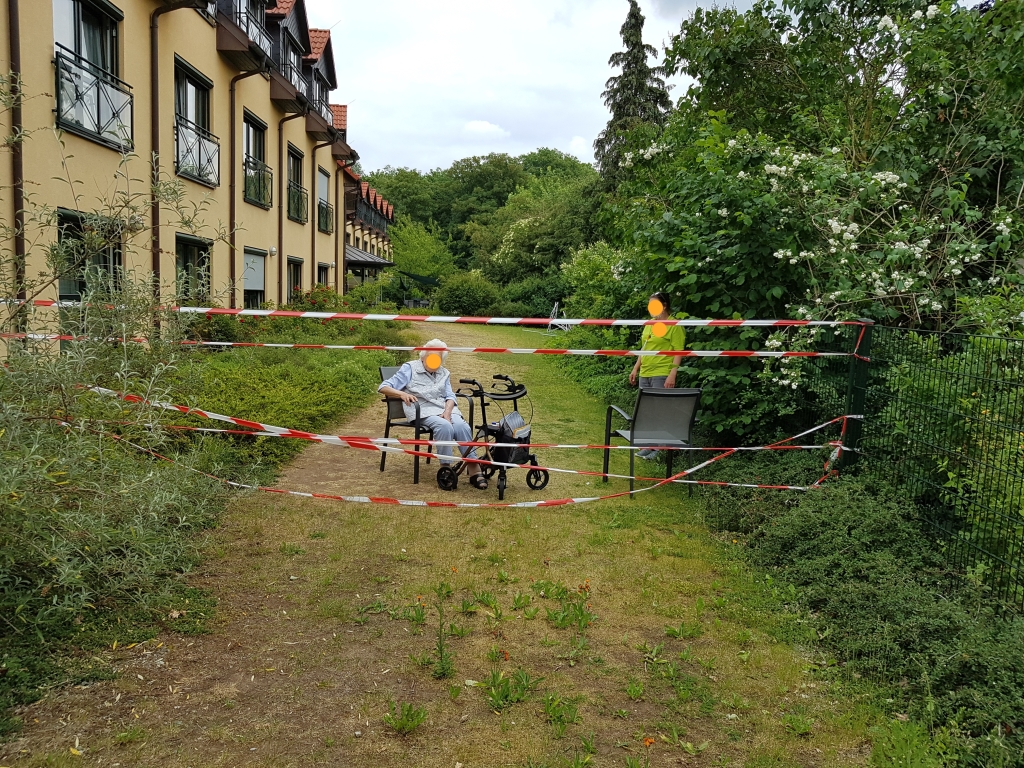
[{"xmin": 639, "ymin": 376, "xmax": 668, "ymax": 389}]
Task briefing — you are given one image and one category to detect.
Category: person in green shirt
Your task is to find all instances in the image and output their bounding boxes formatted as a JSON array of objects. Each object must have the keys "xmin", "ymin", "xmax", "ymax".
[{"xmin": 628, "ymin": 292, "xmax": 686, "ymax": 458}]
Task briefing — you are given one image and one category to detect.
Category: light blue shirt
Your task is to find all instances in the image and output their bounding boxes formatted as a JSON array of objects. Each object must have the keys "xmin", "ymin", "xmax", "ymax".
[{"xmin": 378, "ymin": 362, "xmax": 457, "ymax": 403}]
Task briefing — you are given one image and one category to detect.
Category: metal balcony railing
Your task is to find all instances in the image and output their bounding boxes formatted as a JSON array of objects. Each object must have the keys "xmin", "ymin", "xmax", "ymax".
[
  {"xmin": 243, "ymin": 155, "xmax": 273, "ymax": 208},
  {"xmin": 281, "ymin": 61, "xmax": 308, "ymax": 98},
  {"xmin": 54, "ymin": 44, "xmax": 133, "ymax": 150},
  {"xmin": 235, "ymin": 6, "xmax": 273, "ymax": 59},
  {"xmin": 175, "ymin": 116, "xmax": 220, "ymax": 187},
  {"xmin": 287, "ymin": 181, "xmax": 308, "ymax": 223},
  {"xmin": 313, "ymin": 97, "xmax": 332, "ymax": 125},
  {"xmin": 317, "ymin": 200, "xmax": 334, "ymax": 234}
]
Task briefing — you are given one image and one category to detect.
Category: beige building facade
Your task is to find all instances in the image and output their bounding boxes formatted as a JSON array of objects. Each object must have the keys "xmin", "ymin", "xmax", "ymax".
[{"xmin": 0, "ymin": 0, "xmax": 391, "ymax": 310}]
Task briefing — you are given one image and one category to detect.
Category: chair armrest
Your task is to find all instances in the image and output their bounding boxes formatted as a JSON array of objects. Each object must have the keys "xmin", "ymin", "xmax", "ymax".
[
  {"xmin": 455, "ymin": 393, "xmax": 475, "ymax": 428},
  {"xmin": 607, "ymin": 404, "xmax": 632, "ymax": 422}
]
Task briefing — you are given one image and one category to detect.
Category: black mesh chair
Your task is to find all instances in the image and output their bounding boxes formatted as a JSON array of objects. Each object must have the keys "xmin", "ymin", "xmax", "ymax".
[
  {"xmin": 602, "ymin": 388, "xmax": 702, "ymax": 495},
  {"xmin": 378, "ymin": 366, "xmax": 474, "ymax": 484}
]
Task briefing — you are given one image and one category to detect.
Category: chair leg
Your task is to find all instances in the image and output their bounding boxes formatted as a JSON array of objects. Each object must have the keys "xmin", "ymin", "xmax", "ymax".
[
  {"xmin": 666, "ymin": 450, "xmax": 674, "ymax": 479},
  {"xmin": 629, "ymin": 445, "xmax": 635, "ymax": 497},
  {"xmin": 413, "ymin": 426, "xmax": 421, "ymax": 485},
  {"xmin": 602, "ymin": 416, "xmax": 612, "ymax": 484},
  {"xmin": 380, "ymin": 420, "xmax": 390, "ymax": 472},
  {"xmin": 602, "ymin": 445, "xmax": 610, "ymax": 484}
]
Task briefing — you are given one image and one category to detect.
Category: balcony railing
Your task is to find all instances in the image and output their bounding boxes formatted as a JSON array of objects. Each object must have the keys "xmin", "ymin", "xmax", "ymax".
[
  {"xmin": 235, "ymin": 7, "xmax": 273, "ymax": 59},
  {"xmin": 313, "ymin": 97, "xmax": 332, "ymax": 125},
  {"xmin": 287, "ymin": 181, "xmax": 308, "ymax": 223},
  {"xmin": 317, "ymin": 200, "xmax": 334, "ymax": 234},
  {"xmin": 281, "ymin": 61, "xmax": 308, "ymax": 99},
  {"xmin": 243, "ymin": 155, "xmax": 273, "ymax": 209},
  {"xmin": 54, "ymin": 44, "xmax": 133, "ymax": 151},
  {"xmin": 356, "ymin": 198, "xmax": 390, "ymax": 236},
  {"xmin": 175, "ymin": 116, "xmax": 220, "ymax": 187}
]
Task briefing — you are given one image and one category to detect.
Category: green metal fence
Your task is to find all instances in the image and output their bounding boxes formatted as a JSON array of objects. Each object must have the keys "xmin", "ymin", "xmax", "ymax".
[{"xmin": 830, "ymin": 325, "xmax": 1024, "ymax": 612}]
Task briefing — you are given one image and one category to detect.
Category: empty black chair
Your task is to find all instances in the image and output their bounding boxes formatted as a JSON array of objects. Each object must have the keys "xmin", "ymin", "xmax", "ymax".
[{"xmin": 603, "ymin": 388, "xmax": 702, "ymax": 494}]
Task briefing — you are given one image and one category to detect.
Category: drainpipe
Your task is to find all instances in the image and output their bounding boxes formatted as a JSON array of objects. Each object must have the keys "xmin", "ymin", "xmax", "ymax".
[
  {"xmin": 150, "ymin": 0, "xmax": 206, "ymax": 303},
  {"xmin": 310, "ymin": 139, "xmax": 334, "ymax": 290},
  {"xmin": 8, "ymin": 0, "xmax": 24, "ymax": 309},
  {"xmin": 336, "ymin": 157, "xmax": 357, "ymax": 296},
  {"xmin": 276, "ymin": 110, "xmax": 305, "ymax": 306},
  {"xmin": 334, "ymin": 165, "xmax": 340, "ymax": 295},
  {"xmin": 229, "ymin": 67, "xmax": 266, "ymax": 309}
]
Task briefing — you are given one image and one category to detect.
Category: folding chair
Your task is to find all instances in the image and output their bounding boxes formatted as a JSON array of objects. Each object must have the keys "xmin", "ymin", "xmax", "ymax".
[
  {"xmin": 602, "ymin": 388, "xmax": 702, "ymax": 495},
  {"xmin": 378, "ymin": 366, "xmax": 474, "ymax": 484}
]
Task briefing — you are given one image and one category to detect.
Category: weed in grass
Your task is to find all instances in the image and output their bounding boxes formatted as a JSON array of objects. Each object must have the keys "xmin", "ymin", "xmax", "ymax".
[
  {"xmin": 539, "ymin": 634, "xmax": 559, "ymax": 647},
  {"xmin": 678, "ymin": 647, "xmax": 693, "ymax": 663},
  {"xmin": 546, "ymin": 593, "xmax": 597, "ymax": 632},
  {"xmin": 324, "ymin": 736, "xmax": 335, "ymax": 747},
  {"xmin": 524, "ymin": 606, "xmax": 540, "ymax": 620},
  {"xmin": 614, "ymin": 709, "xmax": 629, "ymax": 719},
  {"xmin": 735, "ymin": 629, "xmax": 753, "ymax": 645},
  {"xmin": 580, "ymin": 732, "xmax": 597, "ymax": 754},
  {"xmin": 487, "ymin": 605, "xmax": 507, "ymax": 624},
  {"xmin": 697, "ymin": 655, "xmax": 717, "ymax": 672},
  {"xmin": 279, "ymin": 543, "xmax": 305, "ymax": 556},
  {"xmin": 564, "ymin": 748, "xmax": 594, "ymax": 767},
  {"xmin": 625, "ymin": 737, "xmax": 656, "ymax": 768},
  {"xmin": 543, "ymin": 693, "xmax": 581, "ymax": 739},
  {"xmin": 738, "ymin": 650, "xmax": 751, "ymax": 664},
  {"xmin": 459, "ymin": 598, "xmax": 478, "ymax": 615},
  {"xmin": 665, "ymin": 621, "xmax": 702, "ymax": 639},
  {"xmin": 402, "ymin": 603, "xmax": 427, "ymax": 626},
  {"xmin": 373, "ymin": 575, "xmax": 389, "ymax": 584},
  {"xmin": 115, "ymin": 725, "xmax": 147, "ymax": 745},
  {"xmin": 487, "ymin": 553, "xmax": 504, "ymax": 565},
  {"xmin": 383, "ymin": 700, "xmax": 428, "ymax": 736},
  {"xmin": 782, "ymin": 712, "xmax": 813, "ymax": 737},
  {"xmin": 308, "ymin": 531, "xmax": 327, "ymax": 539},
  {"xmin": 695, "ymin": 597, "xmax": 706, "ymax": 618},
  {"xmin": 531, "ymin": 580, "xmax": 570, "ymax": 600},
  {"xmin": 558, "ymin": 634, "xmax": 590, "ymax": 667},
  {"xmin": 481, "ymin": 667, "xmax": 540, "ymax": 712},
  {"xmin": 512, "ymin": 592, "xmax": 532, "ymax": 610},
  {"xmin": 474, "ymin": 537, "xmax": 487, "ymax": 549},
  {"xmin": 497, "ymin": 569, "xmax": 518, "ymax": 584},
  {"xmin": 358, "ymin": 599, "xmax": 388, "ymax": 616},
  {"xmin": 410, "ymin": 650, "xmax": 432, "ymax": 667},
  {"xmin": 223, "ymin": 699, "xmax": 236, "ymax": 709},
  {"xmin": 474, "ymin": 590, "xmax": 498, "ymax": 610},
  {"xmin": 626, "ymin": 678, "xmax": 644, "ymax": 701},
  {"xmin": 639, "ymin": 641, "xmax": 665, "ymax": 670},
  {"xmin": 434, "ymin": 581, "xmax": 454, "ymax": 600},
  {"xmin": 432, "ymin": 586, "xmax": 455, "ymax": 680},
  {"xmin": 658, "ymin": 661, "xmax": 679, "ymax": 681},
  {"xmin": 486, "ymin": 645, "xmax": 509, "ymax": 663},
  {"xmin": 448, "ymin": 684, "xmax": 462, "ymax": 701},
  {"xmin": 448, "ymin": 623, "xmax": 470, "ymax": 638},
  {"xmin": 658, "ymin": 723, "xmax": 687, "ymax": 747},
  {"xmin": 682, "ymin": 740, "xmax": 710, "ymax": 755}
]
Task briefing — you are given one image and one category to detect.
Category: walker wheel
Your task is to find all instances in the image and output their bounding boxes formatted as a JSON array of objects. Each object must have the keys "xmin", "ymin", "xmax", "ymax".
[
  {"xmin": 436, "ymin": 466, "xmax": 459, "ymax": 491},
  {"xmin": 482, "ymin": 464, "xmax": 497, "ymax": 479},
  {"xmin": 526, "ymin": 469, "xmax": 549, "ymax": 491},
  {"xmin": 497, "ymin": 473, "xmax": 507, "ymax": 501}
]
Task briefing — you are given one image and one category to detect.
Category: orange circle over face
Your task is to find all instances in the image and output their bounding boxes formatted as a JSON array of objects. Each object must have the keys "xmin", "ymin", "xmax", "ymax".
[
  {"xmin": 425, "ymin": 352, "xmax": 443, "ymax": 371},
  {"xmin": 648, "ymin": 298, "xmax": 664, "ymax": 317},
  {"xmin": 652, "ymin": 322, "xmax": 668, "ymax": 338}
]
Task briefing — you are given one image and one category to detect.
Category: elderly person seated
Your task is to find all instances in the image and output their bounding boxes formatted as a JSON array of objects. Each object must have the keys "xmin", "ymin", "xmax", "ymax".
[{"xmin": 377, "ymin": 339, "xmax": 487, "ymax": 490}]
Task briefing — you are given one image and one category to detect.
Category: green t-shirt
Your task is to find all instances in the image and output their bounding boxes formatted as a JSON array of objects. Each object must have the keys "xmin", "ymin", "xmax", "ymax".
[{"xmin": 638, "ymin": 323, "xmax": 686, "ymax": 377}]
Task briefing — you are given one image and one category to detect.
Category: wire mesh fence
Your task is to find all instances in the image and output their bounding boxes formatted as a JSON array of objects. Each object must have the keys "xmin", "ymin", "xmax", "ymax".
[{"xmin": 827, "ymin": 325, "xmax": 1024, "ymax": 612}]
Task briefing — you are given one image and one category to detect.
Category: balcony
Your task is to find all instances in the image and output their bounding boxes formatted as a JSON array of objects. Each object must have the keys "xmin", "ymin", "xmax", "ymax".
[
  {"xmin": 235, "ymin": 7, "xmax": 273, "ymax": 59},
  {"xmin": 287, "ymin": 181, "xmax": 308, "ymax": 224},
  {"xmin": 243, "ymin": 156, "xmax": 273, "ymax": 209},
  {"xmin": 356, "ymin": 198, "xmax": 390, "ymax": 236},
  {"xmin": 54, "ymin": 45, "xmax": 133, "ymax": 151},
  {"xmin": 313, "ymin": 98, "xmax": 332, "ymax": 125},
  {"xmin": 270, "ymin": 61, "xmax": 308, "ymax": 113},
  {"xmin": 305, "ymin": 98, "xmax": 334, "ymax": 141},
  {"xmin": 175, "ymin": 116, "xmax": 220, "ymax": 187},
  {"xmin": 281, "ymin": 62, "xmax": 308, "ymax": 99},
  {"xmin": 317, "ymin": 200, "xmax": 334, "ymax": 234},
  {"xmin": 216, "ymin": 1, "xmax": 272, "ymax": 71}
]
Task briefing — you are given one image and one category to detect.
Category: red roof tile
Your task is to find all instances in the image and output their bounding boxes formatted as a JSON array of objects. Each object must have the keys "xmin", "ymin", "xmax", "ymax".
[
  {"xmin": 305, "ymin": 29, "xmax": 330, "ymax": 61},
  {"xmin": 266, "ymin": 0, "xmax": 296, "ymax": 17},
  {"xmin": 360, "ymin": 181, "xmax": 369, "ymax": 197},
  {"xmin": 388, "ymin": 203, "xmax": 394, "ymax": 218},
  {"xmin": 330, "ymin": 105, "xmax": 347, "ymax": 131},
  {"xmin": 341, "ymin": 164, "xmax": 360, "ymax": 181}
]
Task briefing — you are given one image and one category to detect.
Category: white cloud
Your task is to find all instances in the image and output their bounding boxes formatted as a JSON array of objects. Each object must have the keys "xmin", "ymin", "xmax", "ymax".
[
  {"xmin": 304, "ymin": 0, "xmax": 695, "ymax": 172},
  {"xmin": 464, "ymin": 121, "xmax": 511, "ymax": 139}
]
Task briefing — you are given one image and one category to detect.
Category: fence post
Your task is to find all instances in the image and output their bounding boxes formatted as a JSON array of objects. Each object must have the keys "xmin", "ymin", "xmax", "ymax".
[{"xmin": 840, "ymin": 319, "xmax": 874, "ymax": 469}]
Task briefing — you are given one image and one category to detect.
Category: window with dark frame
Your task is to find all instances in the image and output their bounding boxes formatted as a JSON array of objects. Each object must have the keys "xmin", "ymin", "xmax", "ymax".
[
  {"xmin": 287, "ymin": 147, "xmax": 307, "ymax": 223},
  {"xmin": 56, "ymin": 210, "xmax": 122, "ymax": 301},
  {"xmin": 52, "ymin": 0, "xmax": 133, "ymax": 150},
  {"xmin": 243, "ymin": 248, "xmax": 266, "ymax": 309},
  {"xmin": 317, "ymin": 263, "xmax": 330, "ymax": 287},
  {"xmin": 175, "ymin": 234, "xmax": 212, "ymax": 304},
  {"xmin": 174, "ymin": 60, "xmax": 219, "ymax": 187},
  {"xmin": 317, "ymin": 167, "xmax": 333, "ymax": 233},
  {"xmin": 243, "ymin": 113, "xmax": 272, "ymax": 208},
  {"xmin": 345, "ymin": 232, "xmax": 352, "ymax": 245},
  {"xmin": 287, "ymin": 258, "xmax": 303, "ymax": 302}
]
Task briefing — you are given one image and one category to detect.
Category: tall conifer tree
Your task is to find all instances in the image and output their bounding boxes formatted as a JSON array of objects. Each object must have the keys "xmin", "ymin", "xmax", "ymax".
[{"xmin": 594, "ymin": 0, "xmax": 672, "ymax": 186}]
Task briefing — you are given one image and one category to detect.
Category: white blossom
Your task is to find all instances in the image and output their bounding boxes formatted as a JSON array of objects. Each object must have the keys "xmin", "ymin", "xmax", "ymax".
[
  {"xmin": 877, "ymin": 15, "xmax": 897, "ymax": 32},
  {"xmin": 718, "ymin": 208, "xmax": 729, "ymax": 217},
  {"xmin": 926, "ymin": 5, "xmax": 939, "ymax": 19},
  {"xmin": 912, "ymin": 10, "xmax": 924, "ymax": 20}
]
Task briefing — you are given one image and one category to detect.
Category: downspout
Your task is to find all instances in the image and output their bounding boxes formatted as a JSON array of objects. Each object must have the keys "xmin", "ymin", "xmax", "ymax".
[
  {"xmin": 229, "ymin": 67, "xmax": 266, "ymax": 308},
  {"xmin": 310, "ymin": 139, "xmax": 334, "ymax": 290},
  {"xmin": 150, "ymin": 0, "xmax": 205, "ymax": 302},
  {"xmin": 336, "ymin": 157, "xmax": 357, "ymax": 297},
  {"xmin": 334, "ymin": 164, "xmax": 339, "ymax": 295},
  {"xmin": 8, "ymin": 0, "xmax": 24, "ymax": 307},
  {"xmin": 276, "ymin": 110, "xmax": 305, "ymax": 306}
]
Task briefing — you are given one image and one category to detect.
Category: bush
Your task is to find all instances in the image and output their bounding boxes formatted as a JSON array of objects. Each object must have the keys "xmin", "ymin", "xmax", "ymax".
[
  {"xmin": 704, "ymin": 468, "xmax": 1024, "ymax": 763},
  {"xmin": 498, "ymin": 274, "xmax": 567, "ymax": 318},
  {"xmin": 434, "ymin": 272, "xmax": 500, "ymax": 316},
  {"xmin": 554, "ymin": 326, "xmax": 636, "ymax": 411}
]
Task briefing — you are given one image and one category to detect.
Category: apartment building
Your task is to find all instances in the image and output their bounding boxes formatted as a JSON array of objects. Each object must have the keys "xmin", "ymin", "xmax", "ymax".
[
  {"xmin": 0, "ymin": 0, "xmax": 391, "ymax": 309},
  {"xmin": 341, "ymin": 161, "xmax": 395, "ymax": 291}
]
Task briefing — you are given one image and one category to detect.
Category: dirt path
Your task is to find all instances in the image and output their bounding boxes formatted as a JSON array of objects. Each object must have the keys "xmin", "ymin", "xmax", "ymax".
[{"xmin": 1, "ymin": 324, "xmax": 872, "ymax": 768}]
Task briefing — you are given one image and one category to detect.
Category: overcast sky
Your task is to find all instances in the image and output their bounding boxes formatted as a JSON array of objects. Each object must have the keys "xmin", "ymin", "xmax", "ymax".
[{"xmin": 302, "ymin": 1, "xmax": 742, "ymax": 173}]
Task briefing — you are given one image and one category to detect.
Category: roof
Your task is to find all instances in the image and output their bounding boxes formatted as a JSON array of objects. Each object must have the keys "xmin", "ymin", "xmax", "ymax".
[
  {"xmin": 360, "ymin": 181, "xmax": 369, "ymax": 196},
  {"xmin": 330, "ymin": 105, "xmax": 347, "ymax": 131},
  {"xmin": 266, "ymin": 0, "xmax": 296, "ymax": 16},
  {"xmin": 345, "ymin": 244, "xmax": 394, "ymax": 268},
  {"xmin": 341, "ymin": 163, "xmax": 361, "ymax": 181},
  {"xmin": 306, "ymin": 29, "xmax": 330, "ymax": 61}
]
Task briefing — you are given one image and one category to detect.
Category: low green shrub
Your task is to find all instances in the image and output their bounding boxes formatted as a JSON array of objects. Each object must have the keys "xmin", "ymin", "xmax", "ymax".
[
  {"xmin": 434, "ymin": 272, "xmax": 500, "ymax": 315},
  {"xmin": 498, "ymin": 274, "xmax": 567, "ymax": 318},
  {"xmin": 554, "ymin": 326, "xmax": 635, "ymax": 411}
]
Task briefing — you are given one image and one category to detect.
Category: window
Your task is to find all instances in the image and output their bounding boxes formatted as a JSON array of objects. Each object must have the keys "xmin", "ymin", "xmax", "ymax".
[
  {"xmin": 56, "ymin": 210, "xmax": 122, "ymax": 301},
  {"xmin": 317, "ymin": 263, "xmax": 330, "ymax": 286},
  {"xmin": 287, "ymin": 147, "xmax": 307, "ymax": 223},
  {"xmin": 53, "ymin": 0, "xmax": 133, "ymax": 150},
  {"xmin": 243, "ymin": 113, "xmax": 272, "ymax": 208},
  {"xmin": 287, "ymin": 257, "xmax": 303, "ymax": 302},
  {"xmin": 174, "ymin": 60, "xmax": 219, "ymax": 186},
  {"xmin": 370, "ymin": 244, "xmax": 376, "ymax": 256},
  {"xmin": 345, "ymin": 231, "xmax": 352, "ymax": 246},
  {"xmin": 243, "ymin": 248, "xmax": 266, "ymax": 308},
  {"xmin": 317, "ymin": 168, "xmax": 333, "ymax": 234},
  {"xmin": 175, "ymin": 235, "xmax": 211, "ymax": 304},
  {"xmin": 282, "ymin": 35, "xmax": 307, "ymax": 97}
]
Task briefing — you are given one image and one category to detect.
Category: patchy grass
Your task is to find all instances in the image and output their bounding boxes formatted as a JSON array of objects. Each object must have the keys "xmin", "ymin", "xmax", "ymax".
[{"xmin": 1, "ymin": 325, "xmax": 879, "ymax": 766}]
